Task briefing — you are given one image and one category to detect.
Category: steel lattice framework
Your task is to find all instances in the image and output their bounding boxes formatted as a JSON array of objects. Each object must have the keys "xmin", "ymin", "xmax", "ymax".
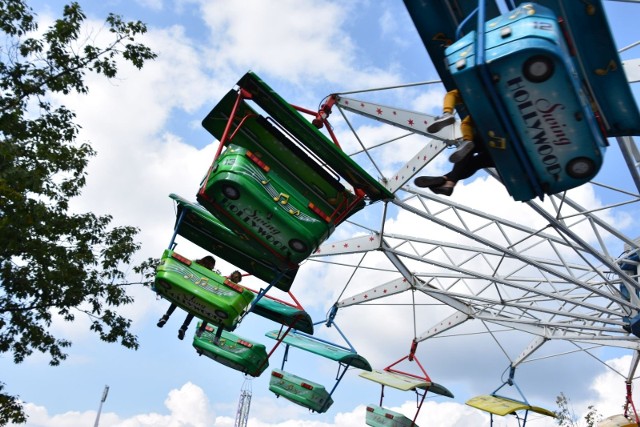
[
  {"xmin": 307, "ymin": 85, "xmax": 640, "ymax": 382},
  {"xmin": 234, "ymin": 379, "xmax": 252, "ymax": 427}
]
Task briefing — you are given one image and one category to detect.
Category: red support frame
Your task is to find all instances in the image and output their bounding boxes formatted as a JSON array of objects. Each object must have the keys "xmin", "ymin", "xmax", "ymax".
[
  {"xmin": 372, "ymin": 340, "xmax": 435, "ymax": 426},
  {"xmin": 291, "ymin": 95, "xmax": 369, "ymax": 224},
  {"xmin": 200, "ymin": 88, "xmax": 257, "ymax": 199},
  {"xmin": 625, "ymin": 382, "xmax": 640, "ymax": 423}
]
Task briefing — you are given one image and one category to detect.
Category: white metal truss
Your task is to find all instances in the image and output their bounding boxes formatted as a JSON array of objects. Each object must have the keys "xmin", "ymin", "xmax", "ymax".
[
  {"xmin": 234, "ymin": 379, "xmax": 252, "ymax": 427},
  {"xmin": 308, "ymin": 79, "xmax": 640, "ymax": 379}
]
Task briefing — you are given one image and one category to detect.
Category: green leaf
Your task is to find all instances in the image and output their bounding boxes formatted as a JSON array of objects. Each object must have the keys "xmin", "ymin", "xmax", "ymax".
[{"xmin": 0, "ymin": 1, "xmax": 157, "ymax": 424}]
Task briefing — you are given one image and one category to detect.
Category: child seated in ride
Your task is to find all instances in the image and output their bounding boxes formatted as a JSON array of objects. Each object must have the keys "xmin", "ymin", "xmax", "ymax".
[
  {"xmin": 193, "ymin": 270, "xmax": 244, "ymax": 338},
  {"xmin": 156, "ymin": 255, "xmax": 216, "ymax": 340}
]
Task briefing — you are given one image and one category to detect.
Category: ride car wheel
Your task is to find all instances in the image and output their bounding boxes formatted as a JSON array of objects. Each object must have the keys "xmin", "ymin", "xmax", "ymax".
[
  {"xmin": 289, "ymin": 239, "xmax": 308, "ymax": 253},
  {"xmin": 566, "ymin": 157, "xmax": 596, "ymax": 179},
  {"xmin": 222, "ymin": 183, "xmax": 240, "ymax": 200},
  {"xmin": 523, "ymin": 55, "xmax": 554, "ymax": 83}
]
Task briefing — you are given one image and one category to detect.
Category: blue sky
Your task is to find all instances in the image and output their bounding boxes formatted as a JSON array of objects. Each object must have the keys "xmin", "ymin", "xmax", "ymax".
[{"xmin": 3, "ymin": 1, "xmax": 640, "ymax": 426}]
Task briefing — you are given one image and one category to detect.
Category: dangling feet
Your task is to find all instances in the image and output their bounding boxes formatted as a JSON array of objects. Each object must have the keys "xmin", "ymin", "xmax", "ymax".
[
  {"xmin": 413, "ymin": 176, "xmax": 456, "ymax": 196},
  {"xmin": 195, "ymin": 322, "xmax": 208, "ymax": 338},
  {"xmin": 414, "ymin": 176, "xmax": 446, "ymax": 188},
  {"xmin": 157, "ymin": 315, "xmax": 169, "ymax": 328},
  {"xmin": 449, "ymin": 139, "xmax": 475, "ymax": 163},
  {"xmin": 178, "ymin": 326, "xmax": 187, "ymax": 340},
  {"xmin": 427, "ymin": 112, "xmax": 455, "ymax": 134},
  {"xmin": 430, "ymin": 180, "xmax": 455, "ymax": 196}
]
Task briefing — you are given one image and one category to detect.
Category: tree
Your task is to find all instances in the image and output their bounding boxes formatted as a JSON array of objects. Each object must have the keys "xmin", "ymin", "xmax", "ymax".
[
  {"xmin": 555, "ymin": 392, "xmax": 601, "ymax": 427},
  {"xmin": 0, "ymin": 1, "xmax": 157, "ymax": 424}
]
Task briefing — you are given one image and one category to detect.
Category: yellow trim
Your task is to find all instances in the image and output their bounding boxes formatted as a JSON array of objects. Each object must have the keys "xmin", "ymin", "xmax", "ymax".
[{"xmin": 465, "ymin": 395, "xmax": 556, "ymax": 418}]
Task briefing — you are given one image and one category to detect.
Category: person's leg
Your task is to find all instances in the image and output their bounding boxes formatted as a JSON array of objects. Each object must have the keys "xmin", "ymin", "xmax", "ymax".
[
  {"xmin": 427, "ymin": 90, "xmax": 459, "ymax": 134},
  {"xmin": 414, "ymin": 176, "xmax": 447, "ymax": 188},
  {"xmin": 443, "ymin": 89, "xmax": 460, "ymax": 113},
  {"xmin": 178, "ymin": 313, "xmax": 194, "ymax": 340},
  {"xmin": 460, "ymin": 116, "xmax": 474, "ymax": 142},
  {"xmin": 157, "ymin": 303, "xmax": 177, "ymax": 328},
  {"xmin": 414, "ymin": 145, "xmax": 492, "ymax": 196},
  {"xmin": 447, "ymin": 148, "xmax": 493, "ymax": 182},
  {"xmin": 196, "ymin": 321, "xmax": 208, "ymax": 338},
  {"xmin": 449, "ymin": 116, "xmax": 476, "ymax": 163}
]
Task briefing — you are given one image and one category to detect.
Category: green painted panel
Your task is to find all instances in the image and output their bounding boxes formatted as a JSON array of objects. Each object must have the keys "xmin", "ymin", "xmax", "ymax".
[
  {"xmin": 268, "ymin": 369, "xmax": 333, "ymax": 413},
  {"xmin": 198, "ymin": 145, "xmax": 335, "ymax": 265},
  {"xmin": 365, "ymin": 404, "xmax": 416, "ymax": 427},
  {"xmin": 252, "ymin": 295, "xmax": 313, "ymax": 334},
  {"xmin": 193, "ymin": 322, "xmax": 268, "ymax": 377},
  {"xmin": 265, "ymin": 330, "xmax": 371, "ymax": 371},
  {"xmin": 170, "ymin": 194, "xmax": 297, "ymax": 291},
  {"xmin": 202, "ymin": 72, "xmax": 393, "ymax": 203},
  {"xmin": 237, "ymin": 72, "xmax": 393, "ymax": 201},
  {"xmin": 154, "ymin": 249, "xmax": 254, "ymax": 329}
]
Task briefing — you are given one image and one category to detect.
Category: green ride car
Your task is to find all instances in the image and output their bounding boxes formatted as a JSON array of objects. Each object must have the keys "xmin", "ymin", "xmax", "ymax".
[
  {"xmin": 193, "ymin": 322, "xmax": 268, "ymax": 377},
  {"xmin": 197, "ymin": 72, "xmax": 392, "ymax": 267},
  {"xmin": 269, "ymin": 369, "xmax": 333, "ymax": 413},
  {"xmin": 365, "ymin": 405, "xmax": 416, "ymax": 427},
  {"xmin": 154, "ymin": 249, "xmax": 254, "ymax": 330}
]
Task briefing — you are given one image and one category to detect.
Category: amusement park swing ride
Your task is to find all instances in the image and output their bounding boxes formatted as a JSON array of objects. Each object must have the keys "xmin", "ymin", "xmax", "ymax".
[{"xmin": 149, "ymin": 1, "xmax": 640, "ymax": 425}]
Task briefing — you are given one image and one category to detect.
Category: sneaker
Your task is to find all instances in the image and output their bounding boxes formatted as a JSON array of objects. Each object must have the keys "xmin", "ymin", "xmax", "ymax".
[
  {"xmin": 449, "ymin": 140, "xmax": 475, "ymax": 163},
  {"xmin": 427, "ymin": 112, "xmax": 455, "ymax": 134},
  {"xmin": 157, "ymin": 315, "xmax": 168, "ymax": 328},
  {"xmin": 414, "ymin": 176, "xmax": 446, "ymax": 188},
  {"xmin": 195, "ymin": 322, "xmax": 207, "ymax": 338},
  {"xmin": 178, "ymin": 328, "xmax": 186, "ymax": 340},
  {"xmin": 430, "ymin": 183, "xmax": 455, "ymax": 196}
]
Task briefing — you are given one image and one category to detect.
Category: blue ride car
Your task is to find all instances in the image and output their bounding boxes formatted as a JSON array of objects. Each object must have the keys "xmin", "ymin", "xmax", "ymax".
[{"xmin": 446, "ymin": 2, "xmax": 607, "ymax": 201}]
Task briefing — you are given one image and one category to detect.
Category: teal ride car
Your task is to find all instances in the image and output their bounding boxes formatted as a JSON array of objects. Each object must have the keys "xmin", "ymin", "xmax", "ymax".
[
  {"xmin": 365, "ymin": 405, "xmax": 417, "ymax": 427},
  {"xmin": 404, "ymin": 0, "xmax": 640, "ymax": 201},
  {"xmin": 193, "ymin": 322, "xmax": 268, "ymax": 377},
  {"xmin": 269, "ymin": 369, "xmax": 333, "ymax": 413}
]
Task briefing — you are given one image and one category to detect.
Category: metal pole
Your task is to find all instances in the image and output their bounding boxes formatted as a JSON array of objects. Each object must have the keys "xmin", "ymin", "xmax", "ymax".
[{"xmin": 93, "ymin": 385, "xmax": 109, "ymax": 427}]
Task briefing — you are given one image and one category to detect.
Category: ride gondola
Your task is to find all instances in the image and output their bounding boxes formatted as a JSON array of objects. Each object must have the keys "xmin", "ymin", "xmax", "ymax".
[
  {"xmin": 403, "ymin": 0, "xmax": 640, "ymax": 201},
  {"xmin": 192, "ymin": 322, "xmax": 269, "ymax": 377},
  {"xmin": 197, "ymin": 72, "xmax": 393, "ymax": 269},
  {"xmin": 465, "ymin": 367, "xmax": 555, "ymax": 426},
  {"xmin": 154, "ymin": 249, "xmax": 254, "ymax": 331},
  {"xmin": 360, "ymin": 341, "xmax": 453, "ymax": 427},
  {"xmin": 265, "ymin": 307, "xmax": 372, "ymax": 413}
]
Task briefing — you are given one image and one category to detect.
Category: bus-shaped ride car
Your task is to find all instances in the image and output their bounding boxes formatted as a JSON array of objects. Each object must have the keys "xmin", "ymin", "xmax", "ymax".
[
  {"xmin": 154, "ymin": 249, "xmax": 254, "ymax": 330},
  {"xmin": 197, "ymin": 72, "xmax": 393, "ymax": 266},
  {"xmin": 404, "ymin": 0, "xmax": 640, "ymax": 201},
  {"xmin": 445, "ymin": 2, "xmax": 606, "ymax": 201},
  {"xmin": 193, "ymin": 322, "xmax": 269, "ymax": 377},
  {"xmin": 169, "ymin": 193, "xmax": 296, "ymax": 291},
  {"xmin": 266, "ymin": 327, "xmax": 372, "ymax": 413}
]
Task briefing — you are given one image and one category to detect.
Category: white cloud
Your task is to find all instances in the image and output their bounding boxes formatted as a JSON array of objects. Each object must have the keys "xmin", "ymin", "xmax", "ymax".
[
  {"xmin": 16, "ymin": 383, "xmax": 214, "ymax": 427},
  {"xmin": 14, "ymin": 379, "xmax": 566, "ymax": 427},
  {"xmin": 195, "ymin": 0, "xmax": 401, "ymax": 93},
  {"xmin": 588, "ymin": 355, "xmax": 638, "ymax": 420},
  {"xmin": 198, "ymin": 0, "xmax": 352, "ymax": 83}
]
